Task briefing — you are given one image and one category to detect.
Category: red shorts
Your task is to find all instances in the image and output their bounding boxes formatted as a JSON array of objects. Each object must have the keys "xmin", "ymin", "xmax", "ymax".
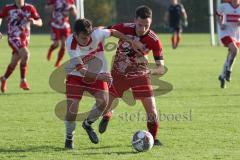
[
  {"xmin": 109, "ymin": 71, "xmax": 154, "ymax": 99},
  {"xmin": 66, "ymin": 75, "xmax": 108, "ymax": 100},
  {"xmin": 51, "ymin": 27, "xmax": 71, "ymax": 41},
  {"xmin": 221, "ymin": 36, "xmax": 240, "ymax": 48},
  {"xmin": 8, "ymin": 37, "xmax": 29, "ymax": 54}
]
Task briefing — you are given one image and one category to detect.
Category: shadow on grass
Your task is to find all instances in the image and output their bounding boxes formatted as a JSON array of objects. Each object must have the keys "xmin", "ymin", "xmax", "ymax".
[
  {"xmin": 76, "ymin": 145, "xmax": 138, "ymax": 156},
  {"xmin": 0, "ymin": 91, "xmax": 59, "ymax": 96},
  {"xmin": 0, "ymin": 144, "xmax": 136, "ymax": 156},
  {"xmin": 80, "ymin": 150, "xmax": 138, "ymax": 155},
  {"xmin": 160, "ymin": 93, "xmax": 240, "ymax": 99},
  {"xmin": 79, "ymin": 144, "xmax": 124, "ymax": 150},
  {"xmin": 0, "ymin": 145, "xmax": 65, "ymax": 153}
]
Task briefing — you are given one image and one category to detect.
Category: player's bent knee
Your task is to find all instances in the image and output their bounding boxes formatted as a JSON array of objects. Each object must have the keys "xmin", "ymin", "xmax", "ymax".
[{"xmin": 52, "ymin": 41, "xmax": 59, "ymax": 48}]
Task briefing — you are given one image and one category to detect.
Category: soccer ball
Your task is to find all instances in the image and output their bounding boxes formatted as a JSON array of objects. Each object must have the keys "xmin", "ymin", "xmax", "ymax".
[{"xmin": 132, "ymin": 130, "xmax": 154, "ymax": 152}]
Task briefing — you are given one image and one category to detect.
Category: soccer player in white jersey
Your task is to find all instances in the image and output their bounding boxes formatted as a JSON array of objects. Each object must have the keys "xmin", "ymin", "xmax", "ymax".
[
  {"xmin": 64, "ymin": 18, "xmax": 143, "ymax": 149},
  {"xmin": 216, "ymin": 0, "xmax": 240, "ymax": 88}
]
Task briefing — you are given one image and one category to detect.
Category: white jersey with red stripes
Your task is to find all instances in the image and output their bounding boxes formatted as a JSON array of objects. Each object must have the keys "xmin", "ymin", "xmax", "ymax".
[
  {"xmin": 65, "ymin": 28, "xmax": 112, "ymax": 77},
  {"xmin": 216, "ymin": 2, "xmax": 240, "ymax": 41}
]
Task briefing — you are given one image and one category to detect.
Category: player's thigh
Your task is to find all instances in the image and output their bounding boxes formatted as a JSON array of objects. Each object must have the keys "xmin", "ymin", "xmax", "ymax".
[
  {"xmin": 66, "ymin": 75, "xmax": 85, "ymax": 101},
  {"xmin": 109, "ymin": 72, "xmax": 130, "ymax": 98},
  {"xmin": 52, "ymin": 40, "xmax": 60, "ymax": 47},
  {"xmin": 228, "ymin": 42, "xmax": 239, "ymax": 55},
  {"xmin": 60, "ymin": 36, "xmax": 67, "ymax": 47},
  {"xmin": 61, "ymin": 27, "xmax": 71, "ymax": 39},
  {"xmin": 131, "ymin": 76, "xmax": 154, "ymax": 99},
  {"xmin": 66, "ymin": 98, "xmax": 80, "ymax": 121},
  {"xmin": 92, "ymin": 90, "xmax": 109, "ymax": 110},
  {"xmin": 9, "ymin": 53, "xmax": 21, "ymax": 66},
  {"xmin": 8, "ymin": 38, "xmax": 27, "ymax": 54},
  {"xmin": 18, "ymin": 47, "xmax": 30, "ymax": 62},
  {"xmin": 88, "ymin": 80, "xmax": 109, "ymax": 109}
]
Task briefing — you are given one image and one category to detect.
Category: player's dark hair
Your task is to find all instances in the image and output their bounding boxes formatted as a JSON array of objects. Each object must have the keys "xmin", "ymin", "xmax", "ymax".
[
  {"xmin": 135, "ymin": 5, "xmax": 152, "ymax": 19},
  {"xmin": 74, "ymin": 18, "xmax": 92, "ymax": 35}
]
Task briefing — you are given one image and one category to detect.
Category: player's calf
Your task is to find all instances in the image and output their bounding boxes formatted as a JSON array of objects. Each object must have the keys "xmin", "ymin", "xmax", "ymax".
[{"xmin": 0, "ymin": 77, "xmax": 7, "ymax": 93}]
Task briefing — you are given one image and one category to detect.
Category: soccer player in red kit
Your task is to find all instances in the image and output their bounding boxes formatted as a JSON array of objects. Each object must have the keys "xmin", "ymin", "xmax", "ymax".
[
  {"xmin": 99, "ymin": 6, "xmax": 165, "ymax": 146},
  {"xmin": 0, "ymin": 0, "xmax": 42, "ymax": 93},
  {"xmin": 45, "ymin": 0, "xmax": 77, "ymax": 68}
]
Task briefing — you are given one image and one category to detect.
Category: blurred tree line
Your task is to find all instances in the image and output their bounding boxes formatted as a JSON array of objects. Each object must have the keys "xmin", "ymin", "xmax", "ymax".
[{"xmin": 0, "ymin": 0, "xmax": 214, "ymax": 33}]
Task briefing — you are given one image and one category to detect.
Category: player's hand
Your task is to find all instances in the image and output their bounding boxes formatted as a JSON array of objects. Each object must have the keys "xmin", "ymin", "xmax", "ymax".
[
  {"xmin": 150, "ymin": 65, "xmax": 165, "ymax": 75},
  {"xmin": 28, "ymin": 18, "xmax": 34, "ymax": 24},
  {"xmin": 183, "ymin": 20, "xmax": 188, "ymax": 27},
  {"xmin": 220, "ymin": 24, "xmax": 227, "ymax": 30},
  {"xmin": 131, "ymin": 40, "xmax": 144, "ymax": 56},
  {"xmin": 97, "ymin": 72, "xmax": 113, "ymax": 86}
]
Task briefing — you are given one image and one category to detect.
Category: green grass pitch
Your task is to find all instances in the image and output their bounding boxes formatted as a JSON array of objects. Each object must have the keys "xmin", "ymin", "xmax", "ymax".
[{"xmin": 0, "ymin": 34, "xmax": 239, "ymax": 160}]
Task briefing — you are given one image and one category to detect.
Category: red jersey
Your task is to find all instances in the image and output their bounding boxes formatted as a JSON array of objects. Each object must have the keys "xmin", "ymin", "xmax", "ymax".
[
  {"xmin": 0, "ymin": 3, "xmax": 40, "ymax": 39},
  {"xmin": 109, "ymin": 23, "xmax": 164, "ymax": 76},
  {"xmin": 47, "ymin": 0, "xmax": 75, "ymax": 29}
]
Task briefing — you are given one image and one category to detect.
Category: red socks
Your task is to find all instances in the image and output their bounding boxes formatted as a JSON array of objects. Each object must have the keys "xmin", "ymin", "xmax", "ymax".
[
  {"xmin": 20, "ymin": 63, "xmax": 27, "ymax": 80},
  {"xmin": 3, "ymin": 65, "xmax": 15, "ymax": 79},
  {"xmin": 172, "ymin": 34, "xmax": 181, "ymax": 49},
  {"xmin": 147, "ymin": 121, "xmax": 159, "ymax": 140},
  {"xmin": 47, "ymin": 44, "xmax": 58, "ymax": 60},
  {"xmin": 103, "ymin": 111, "xmax": 113, "ymax": 120},
  {"xmin": 56, "ymin": 47, "xmax": 65, "ymax": 65}
]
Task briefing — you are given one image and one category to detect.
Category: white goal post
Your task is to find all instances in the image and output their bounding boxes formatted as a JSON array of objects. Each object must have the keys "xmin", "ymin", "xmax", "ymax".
[
  {"xmin": 209, "ymin": 0, "xmax": 216, "ymax": 46},
  {"xmin": 76, "ymin": 0, "xmax": 84, "ymax": 19},
  {"xmin": 209, "ymin": 0, "xmax": 222, "ymax": 46}
]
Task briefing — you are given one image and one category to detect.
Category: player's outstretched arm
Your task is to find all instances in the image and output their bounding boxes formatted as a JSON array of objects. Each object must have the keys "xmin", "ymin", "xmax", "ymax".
[
  {"xmin": 76, "ymin": 65, "xmax": 112, "ymax": 86},
  {"xmin": 216, "ymin": 15, "xmax": 226, "ymax": 30},
  {"xmin": 69, "ymin": 5, "xmax": 77, "ymax": 17},
  {"xmin": 29, "ymin": 18, "xmax": 43, "ymax": 27},
  {"xmin": 111, "ymin": 29, "xmax": 144, "ymax": 54},
  {"xmin": 181, "ymin": 6, "xmax": 188, "ymax": 27}
]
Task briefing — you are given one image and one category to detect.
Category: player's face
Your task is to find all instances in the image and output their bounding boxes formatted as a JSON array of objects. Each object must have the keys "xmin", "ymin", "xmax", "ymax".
[
  {"xmin": 170, "ymin": 0, "xmax": 178, "ymax": 5},
  {"xmin": 135, "ymin": 17, "xmax": 152, "ymax": 36},
  {"xmin": 75, "ymin": 27, "xmax": 93, "ymax": 45},
  {"xmin": 15, "ymin": 0, "xmax": 25, "ymax": 7},
  {"xmin": 232, "ymin": 0, "xmax": 240, "ymax": 4}
]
